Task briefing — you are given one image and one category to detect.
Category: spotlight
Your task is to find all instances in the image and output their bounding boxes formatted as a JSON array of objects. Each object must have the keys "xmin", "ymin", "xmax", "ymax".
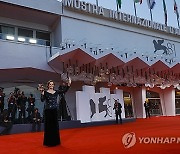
[
  {"xmin": 6, "ymin": 35, "xmax": 15, "ymax": 40},
  {"xmin": 29, "ymin": 38, "xmax": 37, "ymax": 44},
  {"xmin": 18, "ymin": 37, "xmax": 25, "ymax": 42}
]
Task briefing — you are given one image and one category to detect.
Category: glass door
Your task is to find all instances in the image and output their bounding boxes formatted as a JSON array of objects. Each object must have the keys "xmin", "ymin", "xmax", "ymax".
[
  {"xmin": 146, "ymin": 91, "xmax": 162, "ymax": 116},
  {"xmin": 175, "ymin": 90, "xmax": 180, "ymax": 115},
  {"xmin": 123, "ymin": 92, "xmax": 134, "ymax": 118}
]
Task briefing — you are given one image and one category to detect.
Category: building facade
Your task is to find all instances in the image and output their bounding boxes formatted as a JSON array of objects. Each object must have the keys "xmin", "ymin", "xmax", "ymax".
[{"xmin": 0, "ymin": 0, "xmax": 180, "ymax": 121}]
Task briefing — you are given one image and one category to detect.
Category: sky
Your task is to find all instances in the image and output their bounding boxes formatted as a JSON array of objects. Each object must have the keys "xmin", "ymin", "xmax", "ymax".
[{"xmin": 61, "ymin": 0, "xmax": 180, "ymax": 28}]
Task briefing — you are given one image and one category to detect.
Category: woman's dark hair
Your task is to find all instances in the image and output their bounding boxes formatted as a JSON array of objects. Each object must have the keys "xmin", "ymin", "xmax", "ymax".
[{"xmin": 47, "ymin": 80, "xmax": 54, "ymax": 88}]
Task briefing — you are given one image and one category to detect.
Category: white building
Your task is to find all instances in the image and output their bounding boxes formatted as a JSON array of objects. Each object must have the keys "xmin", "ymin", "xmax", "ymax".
[{"xmin": 0, "ymin": 0, "xmax": 180, "ymax": 121}]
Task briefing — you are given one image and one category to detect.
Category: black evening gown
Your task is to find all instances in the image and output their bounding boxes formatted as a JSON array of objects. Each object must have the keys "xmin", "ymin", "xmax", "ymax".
[
  {"xmin": 41, "ymin": 91, "xmax": 60, "ymax": 146},
  {"xmin": 44, "ymin": 108, "xmax": 60, "ymax": 146}
]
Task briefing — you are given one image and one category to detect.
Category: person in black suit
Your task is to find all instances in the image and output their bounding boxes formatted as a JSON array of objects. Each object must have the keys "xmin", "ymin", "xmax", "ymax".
[
  {"xmin": 17, "ymin": 91, "xmax": 27, "ymax": 123},
  {"xmin": 144, "ymin": 101, "xmax": 150, "ymax": 118},
  {"xmin": 113, "ymin": 99, "xmax": 122, "ymax": 124},
  {"xmin": 0, "ymin": 88, "xmax": 5, "ymax": 115},
  {"xmin": 32, "ymin": 108, "xmax": 41, "ymax": 132},
  {"xmin": 20, "ymin": 92, "xmax": 27, "ymax": 122},
  {"xmin": 58, "ymin": 81, "xmax": 70, "ymax": 121},
  {"xmin": 7, "ymin": 93, "xmax": 17, "ymax": 123},
  {"xmin": 27, "ymin": 94, "xmax": 35, "ymax": 120},
  {"xmin": 0, "ymin": 109, "xmax": 13, "ymax": 135}
]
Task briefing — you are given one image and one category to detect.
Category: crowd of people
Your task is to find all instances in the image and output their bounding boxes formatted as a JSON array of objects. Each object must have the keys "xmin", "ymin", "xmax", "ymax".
[{"xmin": 0, "ymin": 87, "xmax": 41, "ymax": 125}]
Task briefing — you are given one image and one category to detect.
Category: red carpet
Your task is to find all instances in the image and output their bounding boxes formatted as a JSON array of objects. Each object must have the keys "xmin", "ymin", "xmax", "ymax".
[{"xmin": 0, "ymin": 116, "xmax": 180, "ymax": 154}]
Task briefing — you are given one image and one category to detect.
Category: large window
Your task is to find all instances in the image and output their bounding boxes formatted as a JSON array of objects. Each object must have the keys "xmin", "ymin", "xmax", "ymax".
[
  {"xmin": 0, "ymin": 25, "xmax": 15, "ymax": 40},
  {"xmin": 36, "ymin": 31, "xmax": 50, "ymax": 46},
  {"xmin": 0, "ymin": 24, "xmax": 51, "ymax": 46},
  {"xmin": 18, "ymin": 28, "xmax": 33, "ymax": 37},
  {"xmin": 0, "ymin": 25, "xmax": 15, "ymax": 35},
  {"xmin": 36, "ymin": 31, "xmax": 50, "ymax": 41}
]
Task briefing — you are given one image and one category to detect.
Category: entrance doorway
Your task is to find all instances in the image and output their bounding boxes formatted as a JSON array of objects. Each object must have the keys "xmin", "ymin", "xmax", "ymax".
[
  {"xmin": 175, "ymin": 90, "xmax": 180, "ymax": 115},
  {"xmin": 123, "ymin": 92, "xmax": 134, "ymax": 118},
  {"xmin": 146, "ymin": 90, "xmax": 162, "ymax": 116}
]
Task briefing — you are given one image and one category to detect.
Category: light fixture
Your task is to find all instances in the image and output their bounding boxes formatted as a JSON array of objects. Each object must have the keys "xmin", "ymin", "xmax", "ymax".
[
  {"xmin": 107, "ymin": 82, "xmax": 112, "ymax": 87},
  {"xmin": 173, "ymin": 83, "xmax": 179, "ymax": 88},
  {"xmin": 6, "ymin": 35, "xmax": 15, "ymax": 40},
  {"xmin": 29, "ymin": 38, "xmax": 37, "ymax": 44},
  {"xmin": 149, "ymin": 83, "xmax": 154, "ymax": 88},
  {"xmin": 145, "ymin": 83, "xmax": 150, "ymax": 87},
  {"xmin": 177, "ymin": 86, "xmax": 180, "ymax": 90},
  {"xmin": 18, "ymin": 37, "xmax": 25, "ymax": 42},
  {"xmin": 159, "ymin": 85, "xmax": 166, "ymax": 89}
]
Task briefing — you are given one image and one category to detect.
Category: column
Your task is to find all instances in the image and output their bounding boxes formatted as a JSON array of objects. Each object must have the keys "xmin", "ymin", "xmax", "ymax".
[
  {"xmin": 161, "ymin": 87, "xmax": 175, "ymax": 116},
  {"xmin": 132, "ymin": 87, "xmax": 146, "ymax": 118}
]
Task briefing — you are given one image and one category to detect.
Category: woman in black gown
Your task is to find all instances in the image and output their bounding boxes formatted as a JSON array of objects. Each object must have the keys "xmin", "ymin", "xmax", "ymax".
[{"xmin": 38, "ymin": 78, "xmax": 71, "ymax": 146}]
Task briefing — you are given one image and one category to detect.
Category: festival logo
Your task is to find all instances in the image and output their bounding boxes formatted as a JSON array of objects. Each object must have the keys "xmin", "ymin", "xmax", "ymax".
[
  {"xmin": 89, "ymin": 96, "xmax": 112, "ymax": 118},
  {"xmin": 153, "ymin": 39, "xmax": 176, "ymax": 64}
]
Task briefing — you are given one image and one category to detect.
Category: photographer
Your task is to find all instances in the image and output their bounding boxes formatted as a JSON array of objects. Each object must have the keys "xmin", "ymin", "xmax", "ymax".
[
  {"xmin": 27, "ymin": 94, "xmax": 35, "ymax": 121},
  {"xmin": 32, "ymin": 108, "xmax": 41, "ymax": 132},
  {"xmin": 0, "ymin": 88, "xmax": 5, "ymax": 115}
]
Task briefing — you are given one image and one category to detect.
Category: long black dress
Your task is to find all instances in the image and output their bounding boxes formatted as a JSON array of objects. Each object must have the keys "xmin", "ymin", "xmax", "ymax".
[{"xmin": 41, "ymin": 89, "xmax": 69, "ymax": 146}]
